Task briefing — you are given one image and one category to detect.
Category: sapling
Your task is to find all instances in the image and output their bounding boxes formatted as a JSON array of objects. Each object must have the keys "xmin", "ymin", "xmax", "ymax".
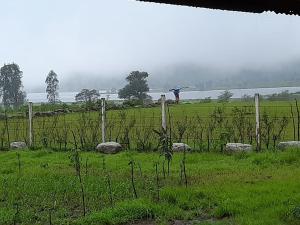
[
  {"xmin": 155, "ymin": 162, "xmax": 160, "ymax": 201},
  {"xmin": 138, "ymin": 162, "xmax": 143, "ymax": 177},
  {"xmin": 48, "ymin": 192, "xmax": 57, "ymax": 225},
  {"xmin": 85, "ymin": 158, "xmax": 89, "ymax": 177},
  {"xmin": 135, "ymin": 124, "xmax": 153, "ymax": 152},
  {"xmin": 181, "ymin": 146, "xmax": 188, "ymax": 187},
  {"xmin": 14, "ymin": 153, "xmax": 21, "ymax": 175},
  {"xmin": 162, "ymin": 160, "xmax": 166, "ymax": 179},
  {"xmin": 261, "ymin": 111, "xmax": 273, "ymax": 149},
  {"xmin": 1, "ymin": 178, "xmax": 8, "ymax": 202},
  {"xmin": 291, "ymin": 104, "xmax": 296, "ymax": 141},
  {"xmin": 106, "ymin": 172, "xmax": 113, "ymax": 207},
  {"xmin": 154, "ymin": 128, "xmax": 172, "ymax": 176},
  {"xmin": 71, "ymin": 130, "xmax": 78, "ymax": 149},
  {"xmin": 101, "ymin": 155, "xmax": 113, "ymax": 207},
  {"xmin": 4, "ymin": 110, "xmax": 10, "ymax": 149},
  {"xmin": 71, "ymin": 150, "xmax": 86, "ymax": 216},
  {"xmin": 195, "ymin": 115, "xmax": 205, "ymax": 151},
  {"xmin": 13, "ymin": 202, "xmax": 20, "ymax": 225},
  {"xmin": 272, "ymin": 116, "xmax": 289, "ymax": 149},
  {"xmin": 62, "ymin": 115, "xmax": 69, "ymax": 150},
  {"xmin": 175, "ymin": 116, "xmax": 188, "ymax": 142},
  {"xmin": 0, "ymin": 127, "xmax": 6, "ymax": 149},
  {"xmin": 179, "ymin": 161, "xmax": 183, "ymax": 184},
  {"xmin": 295, "ymin": 99, "xmax": 300, "ymax": 141},
  {"xmin": 129, "ymin": 160, "xmax": 138, "ymax": 198},
  {"xmin": 102, "ymin": 155, "xmax": 106, "ymax": 171}
]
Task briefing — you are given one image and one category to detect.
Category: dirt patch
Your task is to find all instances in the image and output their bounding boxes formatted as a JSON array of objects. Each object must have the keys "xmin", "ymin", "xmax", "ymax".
[
  {"xmin": 129, "ymin": 220, "xmax": 156, "ymax": 225},
  {"xmin": 129, "ymin": 217, "xmax": 231, "ymax": 225},
  {"xmin": 170, "ymin": 216, "xmax": 232, "ymax": 225}
]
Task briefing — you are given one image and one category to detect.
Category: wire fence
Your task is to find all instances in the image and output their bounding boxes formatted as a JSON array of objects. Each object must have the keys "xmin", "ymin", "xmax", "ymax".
[{"xmin": 0, "ymin": 96, "xmax": 299, "ymax": 151}]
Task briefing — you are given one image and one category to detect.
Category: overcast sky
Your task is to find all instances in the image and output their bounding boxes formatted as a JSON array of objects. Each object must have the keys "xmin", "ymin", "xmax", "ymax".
[{"xmin": 0, "ymin": 0, "xmax": 299, "ymax": 91}]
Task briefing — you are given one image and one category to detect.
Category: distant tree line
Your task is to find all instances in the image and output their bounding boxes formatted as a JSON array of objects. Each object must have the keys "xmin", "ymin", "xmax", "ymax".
[{"xmin": 0, "ymin": 62, "xmax": 152, "ymax": 109}]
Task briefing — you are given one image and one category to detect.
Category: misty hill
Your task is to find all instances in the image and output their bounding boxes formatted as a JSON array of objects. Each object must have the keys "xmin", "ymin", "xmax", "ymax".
[{"xmin": 59, "ymin": 61, "xmax": 300, "ymax": 92}]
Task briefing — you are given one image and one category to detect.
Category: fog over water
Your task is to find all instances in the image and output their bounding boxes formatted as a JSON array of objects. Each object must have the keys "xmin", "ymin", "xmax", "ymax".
[
  {"xmin": 27, "ymin": 86, "xmax": 300, "ymax": 103},
  {"xmin": 0, "ymin": 0, "xmax": 299, "ymax": 92}
]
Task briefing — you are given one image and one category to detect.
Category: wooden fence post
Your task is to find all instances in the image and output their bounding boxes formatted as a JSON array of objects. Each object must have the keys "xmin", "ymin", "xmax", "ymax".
[
  {"xmin": 255, "ymin": 94, "xmax": 260, "ymax": 151},
  {"xmin": 28, "ymin": 102, "xmax": 33, "ymax": 147},
  {"xmin": 101, "ymin": 98, "xmax": 106, "ymax": 143},
  {"xmin": 161, "ymin": 95, "xmax": 167, "ymax": 131}
]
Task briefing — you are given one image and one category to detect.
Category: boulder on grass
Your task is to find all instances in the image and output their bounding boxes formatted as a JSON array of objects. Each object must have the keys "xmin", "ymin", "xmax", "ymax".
[
  {"xmin": 225, "ymin": 143, "xmax": 252, "ymax": 152},
  {"xmin": 96, "ymin": 142, "xmax": 122, "ymax": 154},
  {"xmin": 10, "ymin": 142, "xmax": 27, "ymax": 149},
  {"xmin": 172, "ymin": 143, "xmax": 191, "ymax": 152},
  {"xmin": 277, "ymin": 141, "xmax": 300, "ymax": 150}
]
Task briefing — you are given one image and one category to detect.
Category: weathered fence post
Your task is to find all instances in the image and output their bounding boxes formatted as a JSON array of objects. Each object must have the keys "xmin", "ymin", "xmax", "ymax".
[
  {"xmin": 101, "ymin": 98, "xmax": 106, "ymax": 143},
  {"xmin": 161, "ymin": 95, "xmax": 167, "ymax": 131},
  {"xmin": 255, "ymin": 93, "xmax": 260, "ymax": 151},
  {"xmin": 28, "ymin": 102, "xmax": 33, "ymax": 147}
]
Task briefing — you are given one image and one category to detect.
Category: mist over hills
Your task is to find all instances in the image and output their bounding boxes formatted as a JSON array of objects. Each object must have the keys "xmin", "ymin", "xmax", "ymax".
[{"xmin": 50, "ymin": 60, "xmax": 300, "ymax": 93}]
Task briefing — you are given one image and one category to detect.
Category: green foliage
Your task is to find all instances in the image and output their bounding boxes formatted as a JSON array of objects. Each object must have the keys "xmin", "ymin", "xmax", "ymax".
[
  {"xmin": 45, "ymin": 70, "xmax": 59, "ymax": 103},
  {"xmin": 266, "ymin": 90, "xmax": 297, "ymax": 101},
  {"xmin": 118, "ymin": 71, "xmax": 150, "ymax": 100},
  {"xmin": 75, "ymin": 89, "xmax": 100, "ymax": 104},
  {"xmin": 0, "ymin": 63, "xmax": 26, "ymax": 108},
  {"xmin": 201, "ymin": 97, "xmax": 212, "ymax": 103},
  {"xmin": 241, "ymin": 94, "xmax": 253, "ymax": 102},
  {"xmin": 123, "ymin": 99, "xmax": 143, "ymax": 107},
  {"xmin": 218, "ymin": 90, "xmax": 233, "ymax": 103}
]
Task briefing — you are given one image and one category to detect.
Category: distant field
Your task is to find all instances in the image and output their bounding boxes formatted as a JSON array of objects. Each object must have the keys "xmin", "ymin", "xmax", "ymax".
[
  {"xmin": 0, "ymin": 100, "xmax": 298, "ymax": 151},
  {"xmin": 0, "ymin": 149, "xmax": 300, "ymax": 225}
]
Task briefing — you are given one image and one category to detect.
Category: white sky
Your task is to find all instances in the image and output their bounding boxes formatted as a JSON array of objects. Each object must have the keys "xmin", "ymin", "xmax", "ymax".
[{"xmin": 0, "ymin": 0, "xmax": 299, "ymax": 91}]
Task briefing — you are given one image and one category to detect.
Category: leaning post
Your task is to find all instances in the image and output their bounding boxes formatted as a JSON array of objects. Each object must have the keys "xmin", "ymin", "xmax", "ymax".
[
  {"xmin": 28, "ymin": 102, "xmax": 33, "ymax": 148},
  {"xmin": 101, "ymin": 98, "xmax": 106, "ymax": 143},
  {"xmin": 161, "ymin": 95, "xmax": 167, "ymax": 131},
  {"xmin": 255, "ymin": 93, "xmax": 261, "ymax": 151}
]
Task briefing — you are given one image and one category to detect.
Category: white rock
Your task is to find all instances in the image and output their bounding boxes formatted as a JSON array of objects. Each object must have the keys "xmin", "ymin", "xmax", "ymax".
[
  {"xmin": 277, "ymin": 141, "xmax": 300, "ymax": 150},
  {"xmin": 172, "ymin": 143, "xmax": 191, "ymax": 152},
  {"xmin": 10, "ymin": 142, "xmax": 27, "ymax": 149},
  {"xmin": 96, "ymin": 142, "xmax": 122, "ymax": 154},
  {"xmin": 225, "ymin": 143, "xmax": 252, "ymax": 152}
]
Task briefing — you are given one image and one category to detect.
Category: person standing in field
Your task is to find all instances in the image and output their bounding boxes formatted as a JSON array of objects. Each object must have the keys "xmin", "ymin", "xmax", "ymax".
[{"xmin": 169, "ymin": 86, "xmax": 186, "ymax": 104}]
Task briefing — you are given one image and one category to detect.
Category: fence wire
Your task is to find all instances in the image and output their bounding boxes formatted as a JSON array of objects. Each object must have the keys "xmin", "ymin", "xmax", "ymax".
[{"xmin": 0, "ymin": 100, "xmax": 299, "ymax": 151}]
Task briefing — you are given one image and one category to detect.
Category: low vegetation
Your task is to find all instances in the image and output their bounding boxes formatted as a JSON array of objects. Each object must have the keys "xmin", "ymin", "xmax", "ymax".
[
  {"xmin": 0, "ymin": 100, "xmax": 298, "ymax": 151},
  {"xmin": 0, "ymin": 149, "xmax": 300, "ymax": 224}
]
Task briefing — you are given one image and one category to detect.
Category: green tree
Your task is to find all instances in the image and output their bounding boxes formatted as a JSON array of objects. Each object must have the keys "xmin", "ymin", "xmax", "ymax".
[
  {"xmin": 75, "ymin": 89, "xmax": 100, "ymax": 103},
  {"xmin": 0, "ymin": 63, "xmax": 26, "ymax": 108},
  {"xmin": 118, "ymin": 71, "xmax": 150, "ymax": 100},
  {"xmin": 218, "ymin": 90, "xmax": 233, "ymax": 103},
  {"xmin": 45, "ymin": 70, "xmax": 59, "ymax": 103}
]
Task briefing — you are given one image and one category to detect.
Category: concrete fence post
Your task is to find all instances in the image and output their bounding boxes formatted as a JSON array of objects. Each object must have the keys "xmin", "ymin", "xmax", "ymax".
[
  {"xmin": 28, "ymin": 102, "xmax": 33, "ymax": 147},
  {"xmin": 161, "ymin": 95, "xmax": 167, "ymax": 131},
  {"xmin": 101, "ymin": 98, "xmax": 106, "ymax": 143},
  {"xmin": 255, "ymin": 93, "xmax": 260, "ymax": 151}
]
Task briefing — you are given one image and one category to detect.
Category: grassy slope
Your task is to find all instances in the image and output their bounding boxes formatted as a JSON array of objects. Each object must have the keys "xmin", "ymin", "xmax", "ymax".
[{"xmin": 0, "ymin": 149, "xmax": 300, "ymax": 225}]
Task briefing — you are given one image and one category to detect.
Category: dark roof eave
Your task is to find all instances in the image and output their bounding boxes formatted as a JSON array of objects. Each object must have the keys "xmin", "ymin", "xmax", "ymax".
[{"xmin": 137, "ymin": 0, "xmax": 300, "ymax": 16}]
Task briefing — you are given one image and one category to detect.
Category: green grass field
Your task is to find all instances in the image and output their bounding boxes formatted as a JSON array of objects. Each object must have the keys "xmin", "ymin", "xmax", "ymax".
[{"xmin": 1, "ymin": 149, "xmax": 300, "ymax": 225}]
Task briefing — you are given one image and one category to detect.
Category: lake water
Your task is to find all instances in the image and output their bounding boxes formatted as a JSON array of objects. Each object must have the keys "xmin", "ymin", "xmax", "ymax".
[{"xmin": 27, "ymin": 86, "xmax": 300, "ymax": 103}]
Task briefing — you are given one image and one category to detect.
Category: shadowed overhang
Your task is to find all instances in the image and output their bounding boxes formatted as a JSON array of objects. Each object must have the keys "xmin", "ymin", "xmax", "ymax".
[{"xmin": 137, "ymin": 0, "xmax": 300, "ymax": 16}]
